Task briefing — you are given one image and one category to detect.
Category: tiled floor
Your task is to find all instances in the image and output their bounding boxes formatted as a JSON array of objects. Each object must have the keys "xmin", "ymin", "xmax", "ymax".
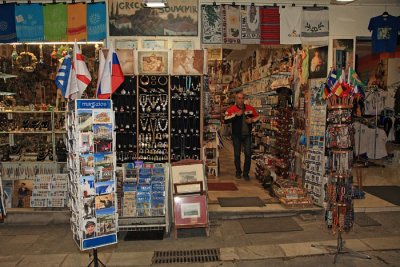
[{"xmin": 208, "ymin": 139, "xmax": 400, "ymax": 213}]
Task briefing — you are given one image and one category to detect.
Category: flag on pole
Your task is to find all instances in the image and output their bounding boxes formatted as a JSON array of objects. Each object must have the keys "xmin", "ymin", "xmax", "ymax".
[
  {"xmin": 73, "ymin": 42, "xmax": 92, "ymax": 99},
  {"xmin": 348, "ymin": 67, "xmax": 365, "ymax": 87},
  {"xmin": 54, "ymin": 54, "xmax": 77, "ymax": 98},
  {"xmin": 96, "ymin": 44, "xmax": 124, "ymax": 99}
]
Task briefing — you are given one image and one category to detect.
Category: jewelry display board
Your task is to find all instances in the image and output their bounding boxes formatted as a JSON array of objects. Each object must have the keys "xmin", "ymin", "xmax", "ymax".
[
  {"xmin": 170, "ymin": 76, "xmax": 202, "ymax": 162},
  {"xmin": 138, "ymin": 75, "xmax": 169, "ymax": 163},
  {"xmin": 112, "ymin": 76, "xmax": 137, "ymax": 164},
  {"xmin": 67, "ymin": 99, "xmax": 118, "ymax": 251}
]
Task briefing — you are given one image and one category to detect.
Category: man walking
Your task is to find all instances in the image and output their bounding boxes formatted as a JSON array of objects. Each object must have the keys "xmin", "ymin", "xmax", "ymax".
[{"xmin": 224, "ymin": 92, "xmax": 259, "ymax": 180}]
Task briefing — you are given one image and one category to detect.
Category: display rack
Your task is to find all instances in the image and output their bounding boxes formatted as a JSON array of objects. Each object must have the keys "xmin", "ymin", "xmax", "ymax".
[
  {"xmin": 138, "ymin": 75, "xmax": 169, "ymax": 163},
  {"xmin": 118, "ymin": 162, "xmax": 171, "ymax": 235},
  {"xmin": 0, "ymin": 110, "xmax": 67, "ymax": 164},
  {"xmin": 67, "ymin": 99, "xmax": 118, "ymax": 251},
  {"xmin": 170, "ymin": 75, "xmax": 202, "ymax": 162},
  {"xmin": 112, "ymin": 76, "xmax": 137, "ymax": 164},
  {"xmin": 314, "ymin": 102, "xmax": 370, "ymax": 263}
]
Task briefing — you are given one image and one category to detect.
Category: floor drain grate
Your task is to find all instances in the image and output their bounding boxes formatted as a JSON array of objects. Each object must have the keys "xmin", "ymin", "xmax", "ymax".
[{"xmin": 152, "ymin": 248, "xmax": 220, "ymax": 264}]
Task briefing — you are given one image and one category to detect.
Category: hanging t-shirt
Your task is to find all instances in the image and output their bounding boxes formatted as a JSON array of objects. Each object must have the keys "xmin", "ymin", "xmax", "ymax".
[
  {"xmin": 364, "ymin": 90, "xmax": 385, "ymax": 115},
  {"xmin": 301, "ymin": 7, "xmax": 329, "ymax": 45},
  {"xmin": 368, "ymin": 15, "xmax": 400, "ymax": 53},
  {"xmin": 279, "ymin": 6, "xmax": 302, "ymax": 44}
]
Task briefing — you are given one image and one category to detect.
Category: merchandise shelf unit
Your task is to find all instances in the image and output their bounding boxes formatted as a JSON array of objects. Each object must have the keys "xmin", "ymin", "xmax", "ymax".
[
  {"xmin": 0, "ymin": 109, "xmax": 67, "ymax": 165},
  {"xmin": 118, "ymin": 163, "xmax": 171, "ymax": 235}
]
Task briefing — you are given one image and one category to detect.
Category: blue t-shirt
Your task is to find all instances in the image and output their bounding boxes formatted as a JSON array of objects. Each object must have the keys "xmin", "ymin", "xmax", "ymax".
[{"xmin": 368, "ymin": 15, "xmax": 400, "ymax": 53}]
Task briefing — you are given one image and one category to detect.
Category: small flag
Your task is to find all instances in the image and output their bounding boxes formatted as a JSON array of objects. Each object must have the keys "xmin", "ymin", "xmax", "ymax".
[
  {"xmin": 72, "ymin": 42, "xmax": 92, "ymax": 99},
  {"xmin": 96, "ymin": 44, "xmax": 124, "ymax": 99},
  {"xmin": 54, "ymin": 54, "xmax": 76, "ymax": 98},
  {"xmin": 322, "ymin": 83, "xmax": 331, "ymax": 100},
  {"xmin": 332, "ymin": 80, "xmax": 343, "ymax": 97},
  {"xmin": 326, "ymin": 69, "xmax": 337, "ymax": 89},
  {"xmin": 348, "ymin": 67, "xmax": 365, "ymax": 87}
]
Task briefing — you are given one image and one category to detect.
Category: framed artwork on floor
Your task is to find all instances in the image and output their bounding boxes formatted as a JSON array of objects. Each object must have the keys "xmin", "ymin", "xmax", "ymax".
[{"xmin": 173, "ymin": 195, "xmax": 207, "ymax": 226}]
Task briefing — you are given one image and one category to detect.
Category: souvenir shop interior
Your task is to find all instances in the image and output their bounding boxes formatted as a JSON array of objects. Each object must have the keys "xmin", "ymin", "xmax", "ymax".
[{"xmin": 0, "ymin": 0, "xmax": 399, "ymax": 250}]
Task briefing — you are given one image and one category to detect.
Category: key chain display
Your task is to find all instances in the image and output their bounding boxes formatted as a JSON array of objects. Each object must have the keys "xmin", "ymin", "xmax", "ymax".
[
  {"xmin": 138, "ymin": 75, "xmax": 169, "ymax": 163},
  {"xmin": 170, "ymin": 75, "xmax": 201, "ymax": 161},
  {"xmin": 112, "ymin": 76, "xmax": 137, "ymax": 163},
  {"xmin": 324, "ymin": 104, "xmax": 354, "ymax": 233}
]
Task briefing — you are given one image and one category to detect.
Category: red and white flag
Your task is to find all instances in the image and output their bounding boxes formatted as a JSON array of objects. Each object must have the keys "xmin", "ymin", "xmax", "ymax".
[
  {"xmin": 96, "ymin": 43, "xmax": 124, "ymax": 99},
  {"xmin": 70, "ymin": 42, "xmax": 92, "ymax": 99}
]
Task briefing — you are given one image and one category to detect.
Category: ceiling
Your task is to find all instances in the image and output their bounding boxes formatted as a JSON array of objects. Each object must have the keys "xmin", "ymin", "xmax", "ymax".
[{"xmin": 199, "ymin": 0, "xmax": 400, "ymax": 6}]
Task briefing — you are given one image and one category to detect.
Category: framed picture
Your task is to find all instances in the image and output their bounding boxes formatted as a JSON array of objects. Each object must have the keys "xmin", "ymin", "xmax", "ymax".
[
  {"xmin": 308, "ymin": 46, "xmax": 328, "ymax": 79},
  {"xmin": 137, "ymin": 51, "xmax": 169, "ymax": 75},
  {"xmin": 142, "ymin": 40, "xmax": 167, "ymax": 50},
  {"xmin": 171, "ymin": 163, "xmax": 205, "ymax": 194},
  {"xmin": 332, "ymin": 38, "xmax": 354, "ymax": 71},
  {"xmin": 173, "ymin": 195, "xmax": 207, "ymax": 226},
  {"xmin": 115, "ymin": 39, "xmax": 138, "ymax": 49},
  {"xmin": 172, "ymin": 50, "xmax": 204, "ymax": 75},
  {"xmin": 172, "ymin": 40, "xmax": 194, "ymax": 49},
  {"xmin": 117, "ymin": 49, "xmax": 135, "ymax": 75}
]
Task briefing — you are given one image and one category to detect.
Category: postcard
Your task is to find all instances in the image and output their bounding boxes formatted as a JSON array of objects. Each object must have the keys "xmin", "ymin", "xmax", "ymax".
[
  {"xmin": 95, "ymin": 193, "xmax": 115, "ymax": 210},
  {"xmin": 93, "ymin": 110, "xmax": 112, "ymax": 124},
  {"xmin": 95, "ymin": 180, "xmax": 115, "ymax": 196},
  {"xmin": 93, "ymin": 124, "xmax": 113, "ymax": 140},
  {"xmin": 97, "ymin": 214, "xmax": 117, "ymax": 236},
  {"xmin": 78, "ymin": 110, "xmax": 93, "ymax": 132}
]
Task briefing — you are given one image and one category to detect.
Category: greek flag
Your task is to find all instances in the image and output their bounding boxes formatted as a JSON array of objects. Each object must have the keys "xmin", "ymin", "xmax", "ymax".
[{"xmin": 54, "ymin": 55, "xmax": 74, "ymax": 98}]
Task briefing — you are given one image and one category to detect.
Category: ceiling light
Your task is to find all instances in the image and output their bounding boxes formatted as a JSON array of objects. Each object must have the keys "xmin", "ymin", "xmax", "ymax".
[{"xmin": 143, "ymin": 0, "xmax": 168, "ymax": 8}]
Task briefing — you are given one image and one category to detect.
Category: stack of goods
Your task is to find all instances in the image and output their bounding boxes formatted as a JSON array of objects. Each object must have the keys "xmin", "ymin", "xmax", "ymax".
[
  {"xmin": 273, "ymin": 107, "xmax": 293, "ymax": 178},
  {"xmin": 136, "ymin": 164, "xmax": 166, "ymax": 217},
  {"xmin": 30, "ymin": 174, "xmax": 68, "ymax": 208},
  {"xmin": 121, "ymin": 163, "xmax": 138, "ymax": 217},
  {"xmin": 112, "ymin": 76, "xmax": 137, "ymax": 164},
  {"xmin": 138, "ymin": 75, "xmax": 169, "ymax": 162},
  {"xmin": 255, "ymin": 159, "xmax": 273, "ymax": 190},
  {"xmin": 272, "ymin": 179, "xmax": 312, "ymax": 208},
  {"xmin": 170, "ymin": 76, "xmax": 201, "ymax": 161}
]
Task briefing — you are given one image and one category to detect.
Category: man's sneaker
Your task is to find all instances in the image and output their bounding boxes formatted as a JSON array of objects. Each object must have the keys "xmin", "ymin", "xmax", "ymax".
[
  {"xmin": 243, "ymin": 175, "xmax": 250, "ymax": 181},
  {"xmin": 235, "ymin": 173, "xmax": 242, "ymax": 179}
]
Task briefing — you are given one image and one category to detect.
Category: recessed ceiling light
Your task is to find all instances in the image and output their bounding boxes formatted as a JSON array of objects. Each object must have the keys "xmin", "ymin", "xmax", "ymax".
[{"xmin": 143, "ymin": 0, "xmax": 168, "ymax": 8}]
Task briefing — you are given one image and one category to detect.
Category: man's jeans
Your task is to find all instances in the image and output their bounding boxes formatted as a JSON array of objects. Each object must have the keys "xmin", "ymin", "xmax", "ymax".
[{"xmin": 232, "ymin": 134, "xmax": 251, "ymax": 176}]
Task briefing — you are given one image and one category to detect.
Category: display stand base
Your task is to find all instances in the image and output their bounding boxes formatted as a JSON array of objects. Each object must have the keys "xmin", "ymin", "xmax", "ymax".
[
  {"xmin": 311, "ymin": 231, "xmax": 371, "ymax": 264},
  {"xmin": 88, "ymin": 248, "xmax": 106, "ymax": 267}
]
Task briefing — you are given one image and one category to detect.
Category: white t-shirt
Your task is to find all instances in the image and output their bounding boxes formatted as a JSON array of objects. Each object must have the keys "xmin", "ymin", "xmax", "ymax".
[{"xmin": 279, "ymin": 7, "xmax": 302, "ymax": 44}]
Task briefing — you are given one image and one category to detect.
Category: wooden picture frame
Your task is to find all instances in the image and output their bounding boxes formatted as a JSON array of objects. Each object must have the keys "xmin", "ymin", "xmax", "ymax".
[
  {"xmin": 137, "ymin": 50, "xmax": 169, "ymax": 75},
  {"xmin": 115, "ymin": 39, "xmax": 138, "ymax": 49},
  {"xmin": 173, "ymin": 195, "xmax": 207, "ymax": 226},
  {"xmin": 171, "ymin": 163, "xmax": 205, "ymax": 194},
  {"xmin": 142, "ymin": 40, "xmax": 167, "ymax": 50}
]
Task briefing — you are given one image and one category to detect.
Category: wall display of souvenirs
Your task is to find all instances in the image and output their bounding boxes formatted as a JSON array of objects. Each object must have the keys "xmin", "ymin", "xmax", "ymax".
[{"xmin": 67, "ymin": 99, "xmax": 117, "ymax": 251}]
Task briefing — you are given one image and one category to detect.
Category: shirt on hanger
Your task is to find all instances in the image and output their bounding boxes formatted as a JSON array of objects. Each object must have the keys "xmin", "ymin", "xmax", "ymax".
[
  {"xmin": 368, "ymin": 15, "xmax": 400, "ymax": 53},
  {"xmin": 279, "ymin": 6, "xmax": 302, "ymax": 44}
]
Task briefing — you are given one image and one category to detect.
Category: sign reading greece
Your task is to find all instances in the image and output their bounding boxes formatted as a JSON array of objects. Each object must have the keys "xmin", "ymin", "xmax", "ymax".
[
  {"xmin": 108, "ymin": 0, "xmax": 198, "ymax": 36},
  {"xmin": 77, "ymin": 100, "xmax": 112, "ymax": 110}
]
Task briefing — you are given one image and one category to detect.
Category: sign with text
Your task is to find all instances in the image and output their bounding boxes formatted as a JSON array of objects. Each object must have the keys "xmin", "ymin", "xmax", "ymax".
[{"xmin": 108, "ymin": 0, "xmax": 198, "ymax": 36}]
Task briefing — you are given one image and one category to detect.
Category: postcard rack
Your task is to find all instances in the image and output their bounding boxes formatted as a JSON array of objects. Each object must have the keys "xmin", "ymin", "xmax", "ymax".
[
  {"xmin": 171, "ymin": 160, "xmax": 210, "ymax": 239},
  {"xmin": 67, "ymin": 99, "xmax": 118, "ymax": 251},
  {"xmin": 118, "ymin": 162, "xmax": 171, "ymax": 235}
]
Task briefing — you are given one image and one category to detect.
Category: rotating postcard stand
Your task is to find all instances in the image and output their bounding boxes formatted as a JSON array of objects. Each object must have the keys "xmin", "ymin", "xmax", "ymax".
[
  {"xmin": 67, "ymin": 100, "xmax": 118, "ymax": 266},
  {"xmin": 171, "ymin": 160, "xmax": 209, "ymax": 239}
]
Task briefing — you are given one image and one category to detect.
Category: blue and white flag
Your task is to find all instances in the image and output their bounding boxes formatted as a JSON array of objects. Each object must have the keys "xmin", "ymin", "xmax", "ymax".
[
  {"xmin": 87, "ymin": 2, "xmax": 106, "ymax": 41},
  {"xmin": 15, "ymin": 3, "xmax": 44, "ymax": 42},
  {"xmin": 55, "ymin": 55, "xmax": 77, "ymax": 98}
]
